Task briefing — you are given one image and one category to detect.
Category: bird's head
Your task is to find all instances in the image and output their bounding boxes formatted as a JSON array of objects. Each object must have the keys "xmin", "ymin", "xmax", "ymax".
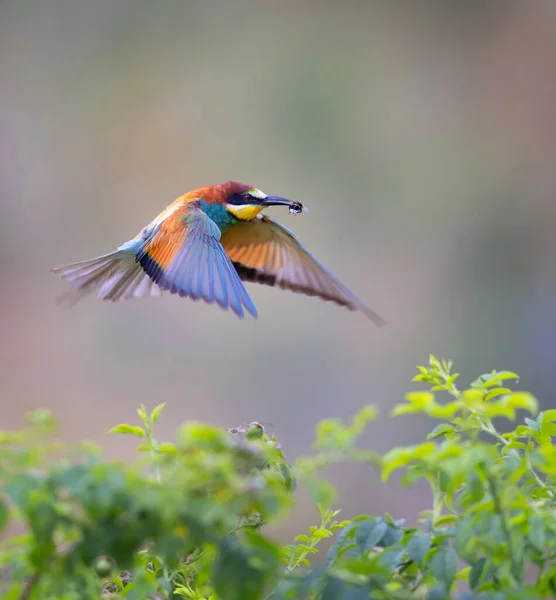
[{"xmin": 204, "ymin": 181, "xmax": 308, "ymax": 221}]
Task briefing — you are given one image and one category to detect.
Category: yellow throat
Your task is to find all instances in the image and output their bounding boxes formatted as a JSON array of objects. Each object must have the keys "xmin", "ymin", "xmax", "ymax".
[{"xmin": 227, "ymin": 203, "xmax": 265, "ymax": 221}]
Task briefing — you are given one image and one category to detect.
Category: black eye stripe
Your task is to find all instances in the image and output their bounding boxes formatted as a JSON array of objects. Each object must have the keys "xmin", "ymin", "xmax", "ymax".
[{"xmin": 227, "ymin": 192, "xmax": 255, "ymax": 205}]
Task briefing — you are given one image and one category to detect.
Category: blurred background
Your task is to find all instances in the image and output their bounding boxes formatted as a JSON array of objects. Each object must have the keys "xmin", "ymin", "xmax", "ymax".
[{"xmin": 2, "ymin": 0, "xmax": 556, "ymax": 541}]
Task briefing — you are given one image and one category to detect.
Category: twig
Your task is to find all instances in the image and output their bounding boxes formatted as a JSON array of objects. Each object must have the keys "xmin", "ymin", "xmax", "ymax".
[
  {"xmin": 486, "ymin": 473, "xmax": 521, "ymax": 586},
  {"xmin": 19, "ymin": 572, "xmax": 40, "ymax": 600},
  {"xmin": 18, "ymin": 541, "xmax": 77, "ymax": 600}
]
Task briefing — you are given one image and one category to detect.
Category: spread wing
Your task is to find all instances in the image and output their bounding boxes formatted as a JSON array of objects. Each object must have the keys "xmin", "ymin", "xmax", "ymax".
[
  {"xmin": 136, "ymin": 204, "xmax": 257, "ymax": 318},
  {"xmin": 220, "ymin": 215, "xmax": 384, "ymax": 325}
]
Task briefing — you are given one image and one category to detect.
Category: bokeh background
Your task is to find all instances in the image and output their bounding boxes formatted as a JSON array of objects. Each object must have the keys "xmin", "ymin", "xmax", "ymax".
[{"xmin": 2, "ymin": 0, "xmax": 556, "ymax": 540}]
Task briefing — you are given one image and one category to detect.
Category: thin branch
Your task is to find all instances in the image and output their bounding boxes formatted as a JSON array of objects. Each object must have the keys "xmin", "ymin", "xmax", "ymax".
[
  {"xmin": 486, "ymin": 474, "xmax": 521, "ymax": 586},
  {"xmin": 19, "ymin": 572, "xmax": 40, "ymax": 600},
  {"xmin": 18, "ymin": 541, "xmax": 78, "ymax": 600}
]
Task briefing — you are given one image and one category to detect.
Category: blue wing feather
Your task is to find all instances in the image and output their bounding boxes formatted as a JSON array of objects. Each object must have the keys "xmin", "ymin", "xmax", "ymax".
[
  {"xmin": 138, "ymin": 207, "xmax": 256, "ymax": 318},
  {"xmin": 202, "ymin": 241, "xmax": 215, "ymax": 304}
]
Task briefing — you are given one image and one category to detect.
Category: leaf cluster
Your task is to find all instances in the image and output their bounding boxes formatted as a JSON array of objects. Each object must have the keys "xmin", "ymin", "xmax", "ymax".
[{"xmin": 2, "ymin": 357, "xmax": 556, "ymax": 599}]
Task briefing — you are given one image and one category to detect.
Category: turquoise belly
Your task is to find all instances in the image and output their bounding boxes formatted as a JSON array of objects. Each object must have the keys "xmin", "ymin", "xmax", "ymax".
[{"xmin": 199, "ymin": 200, "xmax": 238, "ymax": 232}]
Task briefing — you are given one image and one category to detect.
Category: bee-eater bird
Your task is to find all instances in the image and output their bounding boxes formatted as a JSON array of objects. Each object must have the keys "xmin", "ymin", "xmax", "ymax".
[{"xmin": 52, "ymin": 181, "xmax": 385, "ymax": 325}]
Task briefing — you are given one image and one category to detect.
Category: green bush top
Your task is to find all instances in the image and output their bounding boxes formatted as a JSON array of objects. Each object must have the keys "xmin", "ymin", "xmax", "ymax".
[{"xmin": 2, "ymin": 356, "xmax": 556, "ymax": 600}]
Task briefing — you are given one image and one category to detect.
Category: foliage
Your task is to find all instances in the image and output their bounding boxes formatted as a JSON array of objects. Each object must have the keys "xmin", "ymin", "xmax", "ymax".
[{"xmin": 1, "ymin": 357, "xmax": 556, "ymax": 599}]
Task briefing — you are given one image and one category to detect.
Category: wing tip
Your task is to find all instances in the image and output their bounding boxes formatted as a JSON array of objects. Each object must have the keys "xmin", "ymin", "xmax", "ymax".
[
  {"xmin": 362, "ymin": 307, "xmax": 386, "ymax": 327},
  {"xmin": 244, "ymin": 303, "xmax": 258, "ymax": 320},
  {"xmin": 240, "ymin": 292, "xmax": 258, "ymax": 320}
]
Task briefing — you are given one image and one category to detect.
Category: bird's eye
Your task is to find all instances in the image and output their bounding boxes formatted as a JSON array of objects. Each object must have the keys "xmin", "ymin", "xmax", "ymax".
[{"xmin": 242, "ymin": 194, "xmax": 253, "ymax": 203}]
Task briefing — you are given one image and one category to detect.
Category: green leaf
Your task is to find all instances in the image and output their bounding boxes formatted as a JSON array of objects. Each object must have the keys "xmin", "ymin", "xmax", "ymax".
[
  {"xmin": 446, "ymin": 373, "xmax": 460, "ymax": 387},
  {"xmin": 382, "ymin": 443, "xmax": 436, "ymax": 481},
  {"xmin": 542, "ymin": 409, "xmax": 556, "ymax": 422},
  {"xmin": 427, "ymin": 583, "xmax": 449, "ymax": 600},
  {"xmin": 5, "ymin": 473, "xmax": 40, "ymax": 511},
  {"xmin": 342, "ymin": 586, "xmax": 371, "ymax": 600},
  {"xmin": 461, "ymin": 389, "xmax": 484, "ymax": 409},
  {"xmin": 469, "ymin": 557, "xmax": 487, "ymax": 590},
  {"xmin": 405, "ymin": 391, "xmax": 435, "ymax": 409},
  {"xmin": 0, "ymin": 499, "xmax": 8, "ymax": 533},
  {"xmin": 428, "ymin": 402, "xmax": 462, "ymax": 419},
  {"xmin": 292, "ymin": 544, "xmax": 318, "ymax": 555},
  {"xmin": 179, "ymin": 422, "xmax": 229, "ymax": 447},
  {"xmin": 25, "ymin": 408, "xmax": 57, "ymax": 431},
  {"xmin": 321, "ymin": 577, "xmax": 346, "ymax": 600},
  {"xmin": 476, "ymin": 371, "xmax": 519, "ymax": 388},
  {"xmin": 365, "ymin": 521, "xmax": 388, "ymax": 548},
  {"xmin": 483, "ymin": 392, "xmax": 538, "ymax": 421},
  {"xmin": 315, "ymin": 419, "xmax": 341, "ymax": 446},
  {"xmin": 137, "ymin": 405, "xmax": 148, "ymax": 422},
  {"xmin": 381, "ymin": 524, "xmax": 403, "ymax": 547},
  {"xmin": 484, "ymin": 403, "xmax": 518, "ymax": 420},
  {"xmin": 310, "ymin": 527, "xmax": 332, "ymax": 541},
  {"xmin": 158, "ymin": 442, "xmax": 176, "ymax": 454},
  {"xmin": 392, "ymin": 392, "xmax": 438, "ymax": 417},
  {"xmin": 391, "ymin": 404, "xmax": 420, "ymax": 416},
  {"xmin": 243, "ymin": 529, "xmax": 280, "ymax": 573},
  {"xmin": 352, "ymin": 520, "xmax": 385, "ymax": 553},
  {"xmin": 484, "ymin": 388, "xmax": 512, "ymax": 401},
  {"xmin": 325, "ymin": 522, "xmax": 357, "ymax": 566},
  {"xmin": 351, "ymin": 405, "xmax": 378, "ymax": 434},
  {"xmin": 213, "ymin": 536, "xmax": 266, "ymax": 600},
  {"xmin": 150, "ymin": 403, "xmax": 166, "ymax": 424},
  {"xmin": 492, "ymin": 371, "xmax": 520, "ymax": 381},
  {"xmin": 540, "ymin": 410, "xmax": 556, "ymax": 436},
  {"xmin": 407, "ymin": 533, "xmax": 431, "ymax": 565},
  {"xmin": 542, "ymin": 423, "xmax": 556, "ymax": 436},
  {"xmin": 294, "ymin": 534, "xmax": 311, "ymax": 544},
  {"xmin": 429, "ymin": 355, "xmax": 441, "ymax": 369},
  {"xmin": 507, "ymin": 392, "xmax": 538, "ymax": 414},
  {"xmin": 525, "ymin": 417, "xmax": 539, "ymax": 431},
  {"xmin": 108, "ymin": 424, "xmax": 145, "ymax": 437},
  {"xmin": 507, "ymin": 425, "xmax": 533, "ymax": 439},
  {"xmin": 379, "ymin": 547, "xmax": 405, "ymax": 571},
  {"xmin": 533, "ymin": 431, "xmax": 552, "ymax": 448},
  {"xmin": 306, "ymin": 478, "xmax": 335, "ymax": 507},
  {"xmin": 435, "ymin": 515, "xmax": 457, "ymax": 527},
  {"xmin": 431, "ymin": 547, "xmax": 457, "ymax": 589},
  {"xmin": 316, "ymin": 502, "xmax": 331, "ymax": 523},
  {"xmin": 505, "ymin": 441, "xmax": 527, "ymax": 451},
  {"xmin": 528, "ymin": 514, "xmax": 546, "ymax": 552}
]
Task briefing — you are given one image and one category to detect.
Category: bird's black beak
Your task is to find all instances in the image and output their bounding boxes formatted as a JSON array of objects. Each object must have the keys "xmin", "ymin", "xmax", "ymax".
[{"xmin": 263, "ymin": 196, "xmax": 309, "ymax": 214}]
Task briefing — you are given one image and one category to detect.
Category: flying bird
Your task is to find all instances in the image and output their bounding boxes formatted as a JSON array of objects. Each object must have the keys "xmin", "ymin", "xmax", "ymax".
[{"xmin": 52, "ymin": 181, "xmax": 384, "ymax": 325}]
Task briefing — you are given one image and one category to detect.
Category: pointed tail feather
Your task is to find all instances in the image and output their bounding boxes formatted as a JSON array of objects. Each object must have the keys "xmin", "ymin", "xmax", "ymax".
[{"xmin": 51, "ymin": 249, "xmax": 161, "ymax": 305}]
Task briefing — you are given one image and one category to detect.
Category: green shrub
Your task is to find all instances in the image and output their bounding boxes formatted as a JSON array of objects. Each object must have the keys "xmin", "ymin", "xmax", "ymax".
[{"xmin": 1, "ymin": 356, "xmax": 556, "ymax": 599}]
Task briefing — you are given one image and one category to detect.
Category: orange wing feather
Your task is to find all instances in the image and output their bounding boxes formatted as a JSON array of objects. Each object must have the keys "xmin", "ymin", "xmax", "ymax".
[
  {"xmin": 140, "ymin": 204, "xmax": 190, "ymax": 271},
  {"xmin": 221, "ymin": 215, "xmax": 385, "ymax": 325}
]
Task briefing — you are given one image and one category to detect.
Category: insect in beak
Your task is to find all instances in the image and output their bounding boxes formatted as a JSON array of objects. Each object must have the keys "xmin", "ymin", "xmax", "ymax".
[{"xmin": 263, "ymin": 196, "xmax": 309, "ymax": 214}]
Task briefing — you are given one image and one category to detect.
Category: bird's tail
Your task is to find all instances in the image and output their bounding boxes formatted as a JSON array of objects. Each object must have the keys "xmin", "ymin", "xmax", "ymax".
[{"xmin": 51, "ymin": 249, "xmax": 162, "ymax": 305}]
